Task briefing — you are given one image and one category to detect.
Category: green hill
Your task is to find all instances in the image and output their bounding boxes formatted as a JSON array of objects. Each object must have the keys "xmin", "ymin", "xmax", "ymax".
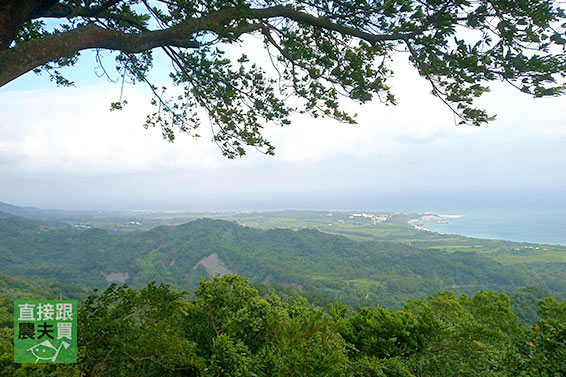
[{"xmin": 1, "ymin": 212, "xmax": 565, "ymax": 308}]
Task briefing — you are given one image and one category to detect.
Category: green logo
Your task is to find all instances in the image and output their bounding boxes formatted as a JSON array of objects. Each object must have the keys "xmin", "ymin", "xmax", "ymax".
[{"xmin": 14, "ymin": 300, "xmax": 77, "ymax": 363}]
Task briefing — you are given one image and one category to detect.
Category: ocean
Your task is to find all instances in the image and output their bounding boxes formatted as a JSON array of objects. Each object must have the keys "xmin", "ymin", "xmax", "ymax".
[{"xmin": 419, "ymin": 208, "xmax": 566, "ymax": 246}]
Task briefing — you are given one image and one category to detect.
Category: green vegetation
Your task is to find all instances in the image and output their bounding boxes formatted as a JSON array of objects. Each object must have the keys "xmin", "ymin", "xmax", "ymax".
[
  {"xmin": 1, "ymin": 275, "xmax": 566, "ymax": 376},
  {"xmin": 1, "ymin": 207, "xmax": 565, "ymax": 374},
  {"xmin": 0, "ymin": 274, "xmax": 88, "ymax": 301},
  {"xmin": 4, "ymin": 205, "xmax": 564, "ymax": 265},
  {"xmin": 1, "ymin": 211, "xmax": 566, "ymax": 310}
]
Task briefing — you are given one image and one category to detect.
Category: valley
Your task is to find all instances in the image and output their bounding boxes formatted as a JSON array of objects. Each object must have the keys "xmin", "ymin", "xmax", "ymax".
[{"xmin": 1, "ymin": 203, "xmax": 565, "ymax": 310}]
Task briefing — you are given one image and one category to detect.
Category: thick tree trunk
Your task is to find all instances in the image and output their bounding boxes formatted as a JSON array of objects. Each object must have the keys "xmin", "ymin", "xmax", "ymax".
[{"xmin": 0, "ymin": 0, "xmax": 58, "ymax": 49}]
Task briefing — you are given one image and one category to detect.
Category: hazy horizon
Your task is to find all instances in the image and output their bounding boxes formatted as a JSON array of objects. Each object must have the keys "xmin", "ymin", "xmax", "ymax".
[
  {"xmin": 3, "ymin": 188, "xmax": 566, "ymax": 213},
  {"xmin": 2, "ymin": 42, "xmax": 565, "ymax": 213}
]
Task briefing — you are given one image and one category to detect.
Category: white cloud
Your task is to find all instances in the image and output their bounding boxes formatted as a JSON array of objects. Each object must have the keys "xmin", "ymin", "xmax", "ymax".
[
  {"xmin": 0, "ymin": 84, "xmax": 226, "ymax": 175},
  {"xmin": 1, "ymin": 47, "xmax": 565, "ymax": 210}
]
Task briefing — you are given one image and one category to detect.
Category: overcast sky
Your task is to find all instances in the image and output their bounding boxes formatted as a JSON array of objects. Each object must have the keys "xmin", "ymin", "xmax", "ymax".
[{"xmin": 1, "ymin": 41, "xmax": 566, "ymax": 212}]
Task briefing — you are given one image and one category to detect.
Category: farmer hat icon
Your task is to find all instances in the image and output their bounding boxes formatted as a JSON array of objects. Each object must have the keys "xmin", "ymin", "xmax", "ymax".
[{"xmin": 27, "ymin": 339, "xmax": 70, "ymax": 363}]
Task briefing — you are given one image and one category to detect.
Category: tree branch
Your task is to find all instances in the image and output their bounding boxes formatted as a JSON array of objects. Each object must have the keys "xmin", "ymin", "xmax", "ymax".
[
  {"xmin": 32, "ymin": 0, "xmax": 125, "ymax": 19},
  {"xmin": 0, "ymin": 0, "xmax": 58, "ymax": 48},
  {"xmin": 0, "ymin": 23, "xmax": 199, "ymax": 86},
  {"xmin": 0, "ymin": 5, "xmax": 418, "ymax": 87}
]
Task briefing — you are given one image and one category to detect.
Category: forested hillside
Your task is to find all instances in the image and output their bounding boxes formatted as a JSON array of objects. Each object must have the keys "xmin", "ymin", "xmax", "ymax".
[
  {"xmin": 1, "ymin": 212, "xmax": 566, "ymax": 308},
  {"xmin": 1, "ymin": 211, "xmax": 566, "ymax": 376},
  {"xmin": 1, "ymin": 275, "xmax": 565, "ymax": 376}
]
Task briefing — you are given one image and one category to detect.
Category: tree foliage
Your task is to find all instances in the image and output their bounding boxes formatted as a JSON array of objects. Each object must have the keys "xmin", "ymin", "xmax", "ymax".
[
  {"xmin": 1, "ymin": 0, "xmax": 566, "ymax": 156},
  {"xmin": 2, "ymin": 215, "xmax": 566, "ymax": 312},
  {"xmin": 2, "ymin": 275, "xmax": 566, "ymax": 376}
]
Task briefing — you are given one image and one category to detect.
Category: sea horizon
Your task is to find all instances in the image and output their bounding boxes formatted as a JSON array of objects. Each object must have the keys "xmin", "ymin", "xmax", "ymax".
[{"xmin": 418, "ymin": 207, "xmax": 566, "ymax": 246}]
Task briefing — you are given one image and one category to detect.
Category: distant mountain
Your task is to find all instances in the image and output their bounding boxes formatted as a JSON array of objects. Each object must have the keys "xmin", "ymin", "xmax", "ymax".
[
  {"xmin": 0, "ymin": 201, "xmax": 83, "ymax": 220},
  {"xmin": 0, "ymin": 201, "xmax": 44, "ymax": 217},
  {"xmin": 1, "ymin": 213, "xmax": 566, "ymax": 308}
]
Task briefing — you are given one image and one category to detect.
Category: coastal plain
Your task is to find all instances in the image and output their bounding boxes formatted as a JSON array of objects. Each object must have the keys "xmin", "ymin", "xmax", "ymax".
[
  {"xmin": 37, "ymin": 208, "xmax": 566, "ymax": 266},
  {"xmin": 1, "ymin": 204, "xmax": 566, "ymax": 312}
]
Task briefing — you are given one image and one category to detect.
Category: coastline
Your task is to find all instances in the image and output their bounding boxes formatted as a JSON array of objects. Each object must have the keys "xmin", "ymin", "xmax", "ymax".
[
  {"xmin": 408, "ymin": 211, "xmax": 566, "ymax": 246},
  {"xmin": 408, "ymin": 214, "xmax": 463, "ymax": 233}
]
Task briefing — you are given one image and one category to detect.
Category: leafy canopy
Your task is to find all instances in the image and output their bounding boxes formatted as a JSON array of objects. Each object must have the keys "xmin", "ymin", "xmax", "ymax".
[
  {"xmin": 1, "ymin": 0, "xmax": 566, "ymax": 157},
  {"xmin": 1, "ymin": 274, "xmax": 566, "ymax": 376}
]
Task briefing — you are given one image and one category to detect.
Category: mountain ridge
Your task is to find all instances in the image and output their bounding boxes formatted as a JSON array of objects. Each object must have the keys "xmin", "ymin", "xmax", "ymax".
[{"xmin": 1, "ymin": 212, "xmax": 565, "ymax": 307}]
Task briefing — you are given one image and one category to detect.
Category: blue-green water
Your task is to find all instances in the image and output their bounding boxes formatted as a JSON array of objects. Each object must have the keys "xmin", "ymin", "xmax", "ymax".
[{"xmin": 420, "ymin": 209, "xmax": 566, "ymax": 246}]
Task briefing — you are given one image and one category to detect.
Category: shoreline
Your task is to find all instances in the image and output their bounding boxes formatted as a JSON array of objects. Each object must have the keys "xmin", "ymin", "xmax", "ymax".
[
  {"xmin": 408, "ymin": 214, "xmax": 463, "ymax": 233},
  {"xmin": 408, "ymin": 213, "xmax": 566, "ymax": 247}
]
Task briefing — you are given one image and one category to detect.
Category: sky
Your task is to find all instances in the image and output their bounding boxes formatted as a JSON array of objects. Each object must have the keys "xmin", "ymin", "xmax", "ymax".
[{"xmin": 1, "ymin": 39, "xmax": 566, "ymax": 212}]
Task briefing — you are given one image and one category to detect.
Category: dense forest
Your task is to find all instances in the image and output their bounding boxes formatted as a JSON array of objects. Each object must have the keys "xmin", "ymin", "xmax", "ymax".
[
  {"xmin": 1, "ymin": 211, "xmax": 566, "ymax": 309},
  {"xmin": 1, "ymin": 274, "xmax": 565, "ymax": 376},
  {"xmin": 1, "ymin": 209, "xmax": 566, "ymax": 375}
]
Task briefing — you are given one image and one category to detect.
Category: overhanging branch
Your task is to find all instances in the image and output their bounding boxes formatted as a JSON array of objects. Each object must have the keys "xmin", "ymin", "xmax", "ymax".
[
  {"xmin": 0, "ymin": 24, "xmax": 199, "ymax": 86},
  {"xmin": 0, "ymin": 4, "xmax": 418, "ymax": 87}
]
